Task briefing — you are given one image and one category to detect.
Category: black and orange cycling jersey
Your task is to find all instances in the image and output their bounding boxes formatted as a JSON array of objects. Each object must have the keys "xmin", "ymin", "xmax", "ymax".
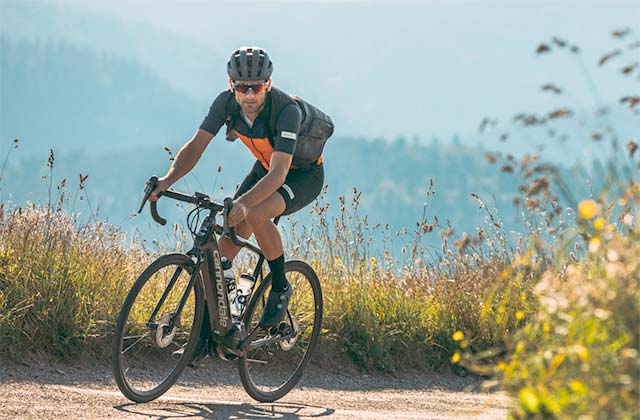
[{"xmin": 199, "ymin": 87, "xmax": 323, "ymax": 170}]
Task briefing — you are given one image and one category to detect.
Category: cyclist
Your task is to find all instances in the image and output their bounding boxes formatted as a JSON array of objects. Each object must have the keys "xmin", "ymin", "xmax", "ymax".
[{"xmin": 148, "ymin": 46, "xmax": 326, "ymax": 365}]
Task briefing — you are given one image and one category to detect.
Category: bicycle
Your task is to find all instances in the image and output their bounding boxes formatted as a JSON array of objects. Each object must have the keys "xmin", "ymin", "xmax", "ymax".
[{"xmin": 112, "ymin": 176, "xmax": 323, "ymax": 403}]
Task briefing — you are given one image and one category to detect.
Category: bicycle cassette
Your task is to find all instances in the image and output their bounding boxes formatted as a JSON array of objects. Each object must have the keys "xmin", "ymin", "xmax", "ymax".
[{"xmin": 279, "ymin": 316, "xmax": 299, "ymax": 351}]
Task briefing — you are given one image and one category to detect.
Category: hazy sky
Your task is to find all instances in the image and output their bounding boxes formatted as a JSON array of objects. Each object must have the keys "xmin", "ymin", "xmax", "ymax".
[{"xmin": 8, "ymin": 0, "xmax": 640, "ymax": 152}]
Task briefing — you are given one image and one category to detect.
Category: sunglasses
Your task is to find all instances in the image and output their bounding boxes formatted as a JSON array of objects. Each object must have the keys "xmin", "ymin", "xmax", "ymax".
[{"xmin": 232, "ymin": 82, "xmax": 268, "ymax": 94}]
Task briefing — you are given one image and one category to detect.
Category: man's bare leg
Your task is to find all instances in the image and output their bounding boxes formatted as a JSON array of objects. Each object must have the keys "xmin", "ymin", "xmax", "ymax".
[
  {"xmin": 242, "ymin": 192, "xmax": 287, "ymax": 260},
  {"xmin": 218, "ymin": 220, "xmax": 252, "ymax": 261},
  {"xmin": 241, "ymin": 192, "xmax": 290, "ymax": 327}
]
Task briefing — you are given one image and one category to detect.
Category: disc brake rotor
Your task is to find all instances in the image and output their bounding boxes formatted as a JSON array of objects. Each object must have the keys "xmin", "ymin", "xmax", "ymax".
[{"xmin": 155, "ymin": 313, "xmax": 177, "ymax": 348}]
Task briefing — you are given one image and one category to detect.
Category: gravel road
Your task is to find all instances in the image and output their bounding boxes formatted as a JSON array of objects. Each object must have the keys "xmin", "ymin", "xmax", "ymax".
[{"xmin": 0, "ymin": 359, "xmax": 509, "ymax": 419}]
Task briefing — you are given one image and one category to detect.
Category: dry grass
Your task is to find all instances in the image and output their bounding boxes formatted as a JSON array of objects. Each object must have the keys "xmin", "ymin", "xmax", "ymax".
[{"xmin": 0, "ymin": 201, "xmax": 150, "ymax": 359}]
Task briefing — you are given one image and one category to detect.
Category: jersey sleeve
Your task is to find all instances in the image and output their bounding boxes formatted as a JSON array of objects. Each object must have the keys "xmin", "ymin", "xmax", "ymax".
[
  {"xmin": 199, "ymin": 91, "xmax": 232, "ymax": 136},
  {"xmin": 273, "ymin": 103, "xmax": 302, "ymax": 155}
]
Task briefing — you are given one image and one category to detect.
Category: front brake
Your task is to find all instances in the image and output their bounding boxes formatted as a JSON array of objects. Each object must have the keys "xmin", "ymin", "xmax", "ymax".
[{"xmin": 138, "ymin": 176, "xmax": 159, "ymax": 213}]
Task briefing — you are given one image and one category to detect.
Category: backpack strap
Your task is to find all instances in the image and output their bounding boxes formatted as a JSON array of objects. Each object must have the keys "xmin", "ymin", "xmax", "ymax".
[{"xmin": 224, "ymin": 91, "xmax": 240, "ymax": 142}]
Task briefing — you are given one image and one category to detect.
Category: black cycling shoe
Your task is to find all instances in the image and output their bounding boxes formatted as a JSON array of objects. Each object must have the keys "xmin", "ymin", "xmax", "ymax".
[
  {"xmin": 172, "ymin": 336, "xmax": 209, "ymax": 368},
  {"xmin": 259, "ymin": 283, "xmax": 293, "ymax": 328}
]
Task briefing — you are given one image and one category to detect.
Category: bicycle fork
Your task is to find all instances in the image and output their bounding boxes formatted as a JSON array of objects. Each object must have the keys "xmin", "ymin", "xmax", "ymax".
[{"xmin": 145, "ymin": 264, "xmax": 197, "ymax": 335}]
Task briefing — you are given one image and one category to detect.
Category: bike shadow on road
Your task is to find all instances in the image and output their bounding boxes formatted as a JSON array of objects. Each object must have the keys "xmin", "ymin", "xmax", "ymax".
[{"xmin": 114, "ymin": 400, "xmax": 335, "ymax": 419}]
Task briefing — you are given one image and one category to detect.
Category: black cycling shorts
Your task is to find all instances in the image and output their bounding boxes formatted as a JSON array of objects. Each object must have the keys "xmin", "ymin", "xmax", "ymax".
[{"xmin": 233, "ymin": 160, "xmax": 324, "ymax": 216}]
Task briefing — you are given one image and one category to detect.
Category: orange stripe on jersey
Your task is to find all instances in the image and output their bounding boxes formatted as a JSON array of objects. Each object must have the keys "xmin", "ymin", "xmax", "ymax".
[
  {"xmin": 235, "ymin": 131, "xmax": 273, "ymax": 169},
  {"xmin": 234, "ymin": 130, "xmax": 322, "ymax": 170}
]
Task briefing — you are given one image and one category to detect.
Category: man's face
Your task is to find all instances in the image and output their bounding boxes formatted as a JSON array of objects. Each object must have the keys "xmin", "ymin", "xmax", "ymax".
[{"xmin": 230, "ymin": 79, "xmax": 272, "ymax": 114}]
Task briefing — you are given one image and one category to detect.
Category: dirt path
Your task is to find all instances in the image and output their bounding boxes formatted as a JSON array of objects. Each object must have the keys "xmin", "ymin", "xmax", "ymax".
[{"xmin": 0, "ymin": 360, "xmax": 510, "ymax": 419}]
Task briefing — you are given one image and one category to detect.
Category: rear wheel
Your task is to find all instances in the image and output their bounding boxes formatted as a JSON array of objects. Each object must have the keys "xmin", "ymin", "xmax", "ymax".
[
  {"xmin": 113, "ymin": 253, "xmax": 204, "ymax": 403},
  {"xmin": 238, "ymin": 260, "xmax": 323, "ymax": 402}
]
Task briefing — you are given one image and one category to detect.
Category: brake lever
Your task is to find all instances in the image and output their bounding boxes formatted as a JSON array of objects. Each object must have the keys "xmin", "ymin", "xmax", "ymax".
[
  {"xmin": 223, "ymin": 197, "xmax": 234, "ymax": 233},
  {"xmin": 138, "ymin": 176, "xmax": 158, "ymax": 213},
  {"xmin": 138, "ymin": 176, "xmax": 167, "ymax": 225}
]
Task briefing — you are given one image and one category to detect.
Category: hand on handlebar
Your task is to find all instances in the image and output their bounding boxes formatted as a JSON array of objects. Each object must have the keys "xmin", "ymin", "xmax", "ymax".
[
  {"xmin": 148, "ymin": 177, "xmax": 172, "ymax": 202},
  {"xmin": 227, "ymin": 199, "xmax": 246, "ymax": 227}
]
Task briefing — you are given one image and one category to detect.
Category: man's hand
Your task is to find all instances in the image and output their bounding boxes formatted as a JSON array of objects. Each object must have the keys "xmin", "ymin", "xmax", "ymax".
[
  {"xmin": 228, "ymin": 198, "xmax": 247, "ymax": 227},
  {"xmin": 148, "ymin": 177, "xmax": 173, "ymax": 202}
]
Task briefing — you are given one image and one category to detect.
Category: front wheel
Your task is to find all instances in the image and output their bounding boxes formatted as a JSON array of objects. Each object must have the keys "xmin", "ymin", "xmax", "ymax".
[
  {"xmin": 112, "ymin": 253, "xmax": 204, "ymax": 403},
  {"xmin": 238, "ymin": 260, "xmax": 323, "ymax": 402}
]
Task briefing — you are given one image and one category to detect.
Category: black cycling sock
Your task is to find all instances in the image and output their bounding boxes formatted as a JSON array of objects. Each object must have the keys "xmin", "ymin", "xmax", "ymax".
[{"xmin": 267, "ymin": 254, "xmax": 287, "ymax": 292}]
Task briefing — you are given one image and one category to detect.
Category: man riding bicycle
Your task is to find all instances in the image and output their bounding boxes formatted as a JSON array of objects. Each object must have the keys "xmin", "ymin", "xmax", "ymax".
[{"xmin": 149, "ymin": 46, "xmax": 329, "ymax": 366}]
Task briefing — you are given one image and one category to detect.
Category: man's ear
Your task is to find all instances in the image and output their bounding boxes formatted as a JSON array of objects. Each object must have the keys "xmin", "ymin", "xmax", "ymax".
[
  {"xmin": 266, "ymin": 79, "xmax": 273, "ymax": 92},
  {"xmin": 228, "ymin": 78, "xmax": 235, "ymax": 92}
]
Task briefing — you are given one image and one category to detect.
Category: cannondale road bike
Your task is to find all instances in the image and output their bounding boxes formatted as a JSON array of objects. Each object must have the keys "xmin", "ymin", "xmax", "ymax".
[{"xmin": 112, "ymin": 176, "xmax": 323, "ymax": 403}]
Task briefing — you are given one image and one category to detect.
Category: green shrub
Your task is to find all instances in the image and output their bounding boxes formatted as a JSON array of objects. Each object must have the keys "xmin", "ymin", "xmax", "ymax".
[{"xmin": 466, "ymin": 190, "xmax": 640, "ymax": 419}]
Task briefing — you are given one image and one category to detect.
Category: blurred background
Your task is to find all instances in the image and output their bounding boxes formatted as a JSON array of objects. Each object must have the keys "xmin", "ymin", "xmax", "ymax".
[{"xmin": 1, "ymin": 0, "xmax": 638, "ymax": 251}]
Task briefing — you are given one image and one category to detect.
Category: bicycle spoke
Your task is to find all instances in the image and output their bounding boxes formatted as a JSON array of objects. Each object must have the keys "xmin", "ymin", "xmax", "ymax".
[
  {"xmin": 122, "ymin": 332, "xmax": 151, "ymax": 355},
  {"xmin": 239, "ymin": 261, "xmax": 322, "ymax": 402},
  {"xmin": 113, "ymin": 255, "xmax": 203, "ymax": 402}
]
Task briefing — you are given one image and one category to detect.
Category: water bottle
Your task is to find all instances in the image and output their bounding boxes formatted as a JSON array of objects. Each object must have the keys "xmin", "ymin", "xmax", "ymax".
[
  {"xmin": 221, "ymin": 257, "xmax": 237, "ymax": 309},
  {"xmin": 232, "ymin": 273, "xmax": 255, "ymax": 317}
]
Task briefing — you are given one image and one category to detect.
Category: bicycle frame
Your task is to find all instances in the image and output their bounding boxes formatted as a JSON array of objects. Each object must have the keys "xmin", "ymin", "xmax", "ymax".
[
  {"xmin": 139, "ymin": 182, "xmax": 289, "ymax": 359},
  {"xmin": 190, "ymin": 211, "xmax": 282, "ymax": 358}
]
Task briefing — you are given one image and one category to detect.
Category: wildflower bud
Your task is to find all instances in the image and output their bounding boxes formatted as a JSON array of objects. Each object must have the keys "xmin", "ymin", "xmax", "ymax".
[
  {"xmin": 588, "ymin": 237, "xmax": 601, "ymax": 252},
  {"xmin": 593, "ymin": 217, "xmax": 606, "ymax": 230},
  {"xmin": 578, "ymin": 199, "xmax": 598, "ymax": 219}
]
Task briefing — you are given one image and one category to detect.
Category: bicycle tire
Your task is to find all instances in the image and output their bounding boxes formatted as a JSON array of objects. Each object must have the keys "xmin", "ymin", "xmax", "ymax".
[
  {"xmin": 113, "ymin": 253, "xmax": 204, "ymax": 403},
  {"xmin": 238, "ymin": 260, "xmax": 323, "ymax": 402}
]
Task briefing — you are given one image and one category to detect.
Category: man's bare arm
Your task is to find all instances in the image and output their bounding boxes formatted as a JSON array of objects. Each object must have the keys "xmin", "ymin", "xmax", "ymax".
[
  {"xmin": 163, "ymin": 129, "xmax": 215, "ymax": 184},
  {"xmin": 149, "ymin": 129, "xmax": 214, "ymax": 200},
  {"xmin": 237, "ymin": 151, "xmax": 292, "ymax": 208}
]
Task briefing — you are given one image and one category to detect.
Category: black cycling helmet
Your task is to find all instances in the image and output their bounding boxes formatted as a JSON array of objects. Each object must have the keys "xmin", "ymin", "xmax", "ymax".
[{"xmin": 227, "ymin": 46, "xmax": 273, "ymax": 81}]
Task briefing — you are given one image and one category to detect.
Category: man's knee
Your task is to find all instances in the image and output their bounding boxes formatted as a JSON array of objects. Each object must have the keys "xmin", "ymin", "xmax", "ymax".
[
  {"xmin": 244, "ymin": 205, "xmax": 270, "ymax": 227},
  {"xmin": 235, "ymin": 220, "xmax": 252, "ymax": 238}
]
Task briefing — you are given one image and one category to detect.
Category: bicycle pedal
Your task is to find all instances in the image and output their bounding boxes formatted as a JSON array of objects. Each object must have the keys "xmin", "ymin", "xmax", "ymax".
[
  {"xmin": 267, "ymin": 322, "xmax": 290, "ymax": 337},
  {"xmin": 278, "ymin": 322, "xmax": 291, "ymax": 335}
]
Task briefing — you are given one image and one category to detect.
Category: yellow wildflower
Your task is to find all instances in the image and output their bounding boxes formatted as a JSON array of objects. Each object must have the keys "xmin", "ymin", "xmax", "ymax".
[
  {"xmin": 497, "ymin": 361, "xmax": 507, "ymax": 371},
  {"xmin": 593, "ymin": 217, "xmax": 605, "ymax": 230},
  {"xmin": 570, "ymin": 380, "xmax": 587, "ymax": 395},
  {"xmin": 518, "ymin": 387, "xmax": 539, "ymax": 413},
  {"xmin": 370, "ymin": 257, "xmax": 377, "ymax": 265},
  {"xmin": 452, "ymin": 331, "xmax": 464, "ymax": 341},
  {"xmin": 578, "ymin": 199, "xmax": 597, "ymax": 219},
  {"xmin": 515, "ymin": 311, "xmax": 525, "ymax": 321},
  {"xmin": 451, "ymin": 352, "xmax": 461, "ymax": 363},
  {"xmin": 574, "ymin": 344, "xmax": 590, "ymax": 361},
  {"xmin": 589, "ymin": 237, "xmax": 601, "ymax": 253},
  {"xmin": 549, "ymin": 353, "xmax": 565, "ymax": 371}
]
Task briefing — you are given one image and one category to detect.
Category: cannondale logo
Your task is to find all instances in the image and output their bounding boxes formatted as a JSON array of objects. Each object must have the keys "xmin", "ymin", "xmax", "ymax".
[{"xmin": 213, "ymin": 250, "xmax": 229, "ymax": 328}]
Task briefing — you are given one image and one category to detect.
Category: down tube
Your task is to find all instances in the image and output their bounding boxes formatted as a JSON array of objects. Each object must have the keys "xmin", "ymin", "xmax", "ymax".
[{"xmin": 200, "ymin": 242, "xmax": 233, "ymax": 338}]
